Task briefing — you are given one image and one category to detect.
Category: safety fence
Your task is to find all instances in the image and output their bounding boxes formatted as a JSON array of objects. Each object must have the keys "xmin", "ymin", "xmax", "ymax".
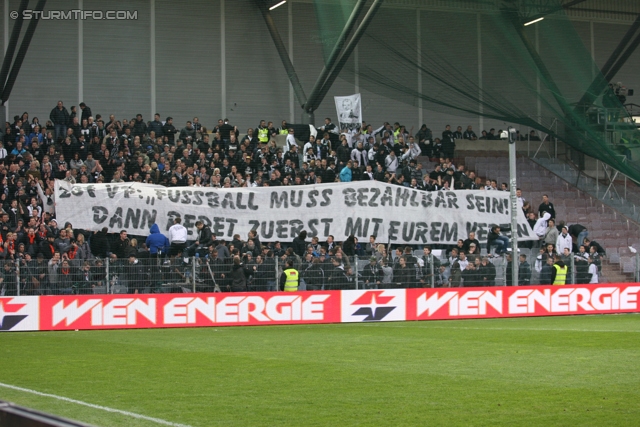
[{"xmin": 0, "ymin": 251, "xmax": 606, "ymax": 297}]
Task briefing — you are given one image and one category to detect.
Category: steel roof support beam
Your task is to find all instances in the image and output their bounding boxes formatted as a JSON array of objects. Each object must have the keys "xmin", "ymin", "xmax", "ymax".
[
  {"xmin": 304, "ymin": 0, "xmax": 367, "ymax": 113},
  {"xmin": 0, "ymin": 0, "xmax": 28, "ymax": 100},
  {"xmin": 254, "ymin": 0, "xmax": 307, "ymax": 108},
  {"xmin": 576, "ymin": 14, "xmax": 640, "ymax": 110},
  {"xmin": 1, "ymin": 0, "xmax": 46, "ymax": 103},
  {"xmin": 305, "ymin": 0, "xmax": 383, "ymax": 118},
  {"xmin": 605, "ymin": 31, "xmax": 640, "ymax": 83}
]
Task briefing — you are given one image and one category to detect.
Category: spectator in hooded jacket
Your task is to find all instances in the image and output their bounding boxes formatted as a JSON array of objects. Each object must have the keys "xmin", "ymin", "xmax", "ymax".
[
  {"xmin": 90, "ymin": 227, "xmax": 111, "ymax": 258},
  {"xmin": 146, "ymin": 223, "xmax": 169, "ymax": 256},
  {"xmin": 291, "ymin": 230, "xmax": 307, "ymax": 257},
  {"xmin": 534, "ymin": 212, "xmax": 551, "ymax": 241}
]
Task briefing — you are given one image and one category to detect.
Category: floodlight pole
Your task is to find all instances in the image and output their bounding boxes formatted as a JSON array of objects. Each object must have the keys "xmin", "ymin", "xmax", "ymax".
[{"xmin": 508, "ymin": 127, "xmax": 519, "ymax": 286}]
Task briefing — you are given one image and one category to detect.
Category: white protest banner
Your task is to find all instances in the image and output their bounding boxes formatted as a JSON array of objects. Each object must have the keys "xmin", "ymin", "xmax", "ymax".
[
  {"xmin": 334, "ymin": 93, "xmax": 362, "ymax": 132},
  {"xmin": 54, "ymin": 180, "xmax": 535, "ymax": 244}
]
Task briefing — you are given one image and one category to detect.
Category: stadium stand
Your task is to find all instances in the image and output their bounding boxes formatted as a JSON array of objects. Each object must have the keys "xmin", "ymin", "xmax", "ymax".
[{"xmin": 0, "ymin": 107, "xmax": 638, "ymax": 296}]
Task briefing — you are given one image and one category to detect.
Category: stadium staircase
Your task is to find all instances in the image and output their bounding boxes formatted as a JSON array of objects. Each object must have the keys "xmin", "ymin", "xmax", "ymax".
[
  {"xmin": 414, "ymin": 152, "xmax": 637, "ymax": 283},
  {"xmin": 527, "ymin": 156, "xmax": 640, "ymax": 282}
]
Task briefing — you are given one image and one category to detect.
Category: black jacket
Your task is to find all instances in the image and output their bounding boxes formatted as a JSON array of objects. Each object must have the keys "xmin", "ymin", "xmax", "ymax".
[
  {"xmin": 229, "ymin": 263, "xmax": 253, "ymax": 292},
  {"xmin": 291, "ymin": 236, "xmax": 306, "ymax": 257},
  {"xmin": 540, "ymin": 264, "xmax": 554, "ymax": 284},
  {"xmin": 162, "ymin": 123, "xmax": 178, "ymax": 143},
  {"xmin": 479, "ymin": 262, "xmax": 496, "ymax": 286},
  {"xmin": 80, "ymin": 106, "xmax": 92, "ymax": 123},
  {"xmin": 50, "ymin": 106, "xmax": 70, "ymax": 126},
  {"xmin": 89, "ymin": 231, "xmax": 110, "ymax": 258},
  {"xmin": 362, "ymin": 263, "xmax": 383, "ymax": 286},
  {"xmin": 393, "ymin": 265, "xmax": 414, "ymax": 287},
  {"xmin": 112, "ymin": 237, "xmax": 130, "ymax": 259},
  {"xmin": 518, "ymin": 261, "xmax": 531, "ymax": 285},
  {"xmin": 462, "ymin": 268, "xmax": 482, "ymax": 287},
  {"xmin": 198, "ymin": 225, "xmax": 214, "ymax": 247},
  {"xmin": 323, "ymin": 167, "xmax": 336, "ymax": 184},
  {"xmin": 132, "ymin": 119, "xmax": 148, "ymax": 138}
]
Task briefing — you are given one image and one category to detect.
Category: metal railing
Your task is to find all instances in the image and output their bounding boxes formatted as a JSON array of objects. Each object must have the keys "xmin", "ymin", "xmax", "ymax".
[{"xmin": 0, "ymin": 249, "xmax": 618, "ymax": 297}]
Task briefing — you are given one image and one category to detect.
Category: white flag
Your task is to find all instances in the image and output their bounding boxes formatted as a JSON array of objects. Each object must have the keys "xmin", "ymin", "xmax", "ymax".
[{"xmin": 334, "ymin": 93, "xmax": 362, "ymax": 132}]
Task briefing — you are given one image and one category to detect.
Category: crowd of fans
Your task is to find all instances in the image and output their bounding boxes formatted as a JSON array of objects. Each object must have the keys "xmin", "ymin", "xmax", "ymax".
[{"xmin": 0, "ymin": 101, "xmax": 607, "ymax": 295}]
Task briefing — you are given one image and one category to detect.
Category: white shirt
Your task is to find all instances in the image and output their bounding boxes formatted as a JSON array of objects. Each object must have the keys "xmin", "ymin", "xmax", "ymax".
[
  {"xmin": 556, "ymin": 233, "xmax": 572, "ymax": 254},
  {"xmin": 533, "ymin": 213, "xmax": 551, "ymax": 238},
  {"xmin": 286, "ymin": 134, "xmax": 298, "ymax": 151},
  {"xmin": 302, "ymin": 141, "xmax": 314, "ymax": 154},
  {"xmin": 168, "ymin": 223, "xmax": 188, "ymax": 243},
  {"xmin": 588, "ymin": 263, "xmax": 598, "ymax": 284},
  {"xmin": 351, "ymin": 147, "xmax": 367, "ymax": 166},
  {"xmin": 385, "ymin": 154, "xmax": 398, "ymax": 173}
]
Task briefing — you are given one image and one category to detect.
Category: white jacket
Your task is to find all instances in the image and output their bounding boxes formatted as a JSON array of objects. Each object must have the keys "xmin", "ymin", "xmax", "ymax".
[
  {"xmin": 533, "ymin": 212, "xmax": 551, "ymax": 238},
  {"xmin": 556, "ymin": 233, "xmax": 572, "ymax": 254}
]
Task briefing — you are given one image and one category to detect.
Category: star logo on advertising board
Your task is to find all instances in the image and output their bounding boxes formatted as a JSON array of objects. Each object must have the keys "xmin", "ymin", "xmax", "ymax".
[
  {"xmin": 0, "ymin": 298, "xmax": 28, "ymax": 331},
  {"xmin": 341, "ymin": 289, "xmax": 406, "ymax": 323},
  {"xmin": 0, "ymin": 297, "xmax": 39, "ymax": 331}
]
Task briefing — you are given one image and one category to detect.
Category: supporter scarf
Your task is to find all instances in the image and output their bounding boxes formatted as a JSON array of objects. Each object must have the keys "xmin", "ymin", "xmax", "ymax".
[
  {"xmin": 67, "ymin": 246, "xmax": 78, "ymax": 259},
  {"xmin": 61, "ymin": 267, "xmax": 70, "ymax": 275},
  {"xmin": 28, "ymin": 234, "xmax": 36, "ymax": 245}
]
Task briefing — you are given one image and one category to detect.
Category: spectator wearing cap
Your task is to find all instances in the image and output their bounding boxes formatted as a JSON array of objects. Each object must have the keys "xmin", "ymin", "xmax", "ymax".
[
  {"xmin": 39, "ymin": 232, "xmax": 57, "ymax": 259},
  {"xmin": 467, "ymin": 243, "xmax": 480, "ymax": 260},
  {"xmin": 462, "ymin": 232, "xmax": 480, "ymax": 253}
]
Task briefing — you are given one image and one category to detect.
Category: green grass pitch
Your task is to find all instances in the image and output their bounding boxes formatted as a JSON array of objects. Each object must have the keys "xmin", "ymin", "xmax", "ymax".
[{"xmin": 1, "ymin": 314, "xmax": 639, "ymax": 426}]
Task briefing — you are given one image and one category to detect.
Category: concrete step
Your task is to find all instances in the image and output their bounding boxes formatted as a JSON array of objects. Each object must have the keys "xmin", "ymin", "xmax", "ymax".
[{"xmin": 601, "ymin": 260, "xmax": 633, "ymax": 284}]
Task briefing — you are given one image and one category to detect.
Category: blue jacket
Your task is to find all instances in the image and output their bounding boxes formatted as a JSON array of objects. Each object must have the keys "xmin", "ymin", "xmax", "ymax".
[
  {"xmin": 146, "ymin": 223, "xmax": 169, "ymax": 255},
  {"xmin": 339, "ymin": 166, "xmax": 352, "ymax": 182}
]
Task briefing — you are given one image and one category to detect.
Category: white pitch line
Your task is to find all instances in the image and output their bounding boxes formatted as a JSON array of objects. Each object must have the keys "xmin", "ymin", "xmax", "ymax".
[
  {"xmin": 0, "ymin": 382, "xmax": 193, "ymax": 427},
  {"xmin": 363, "ymin": 324, "xmax": 640, "ymax": 333}
]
